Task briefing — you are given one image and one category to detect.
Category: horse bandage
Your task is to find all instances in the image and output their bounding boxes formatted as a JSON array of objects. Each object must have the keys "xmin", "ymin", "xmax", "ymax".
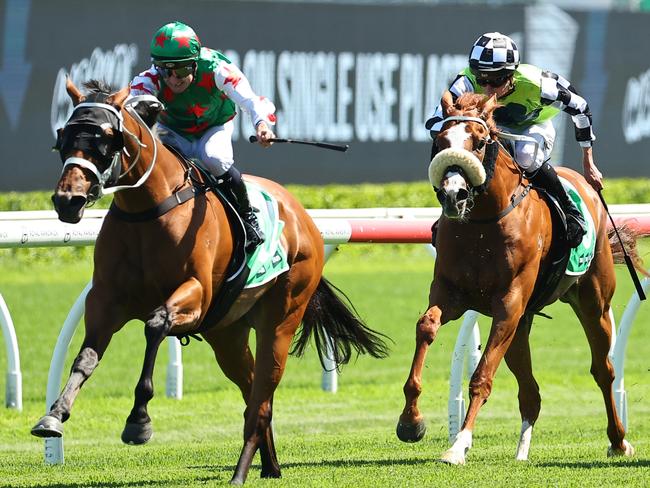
[{"xmin": 428, "ymin": 148, "xmax": 487, "ymax": 188}]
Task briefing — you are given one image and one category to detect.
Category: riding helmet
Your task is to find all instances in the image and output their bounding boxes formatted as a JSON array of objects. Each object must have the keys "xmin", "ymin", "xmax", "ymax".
[
  {"xmin": 150, "ymin": 21, "xmax": 201, "ymax": 63},
  {"xmin": 469, "ymin": 32, "xmax": 520, "ymax": 75}
]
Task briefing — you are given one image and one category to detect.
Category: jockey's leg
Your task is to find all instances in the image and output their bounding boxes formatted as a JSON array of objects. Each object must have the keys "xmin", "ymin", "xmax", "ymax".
[
  {"xmin": 510, "ymin": 121, "xmax": 586, "ymax": 248},
  {"xmin": 528, "ymin": 162, "xmax": 586, "ymax": 248},
  {"xmin": 200, "ymin": 122, "xmax": 264, "ymax": 253},
  {"xmin": 222, "ymin": 167, "xmax": 265, "ymax": 252}
]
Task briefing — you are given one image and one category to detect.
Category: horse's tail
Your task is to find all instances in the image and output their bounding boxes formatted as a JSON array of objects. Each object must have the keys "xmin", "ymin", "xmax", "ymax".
[
  {"xmin": 291, "ymin": 277, "xmax": 391, "ymax": 369},
  {"xmin": 608, "ymin": 223, "xmax": 650, "ymax": 278}
]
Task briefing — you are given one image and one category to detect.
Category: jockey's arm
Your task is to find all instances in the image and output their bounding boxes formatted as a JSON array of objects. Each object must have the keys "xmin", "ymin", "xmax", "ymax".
[
  {"xmin": 214, "ymin": 61, "xmax": 276, "ymax": 146},
  {"xmin": 425, "ymin": 75, "xmax": 475, "ymax": 136},
  {"xmin": 129, "ymin": 67, "xmax": 161, "ymax": 97},
  {"xmin": 540, "ymin": 71, "xmax": 602, "ymax": 189}
]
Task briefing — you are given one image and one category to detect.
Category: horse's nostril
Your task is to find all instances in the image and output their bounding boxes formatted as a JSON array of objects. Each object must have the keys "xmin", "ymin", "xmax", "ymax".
[{"xmin": 457, "ymin": 188, "xmax": 469, "ymax": 201}]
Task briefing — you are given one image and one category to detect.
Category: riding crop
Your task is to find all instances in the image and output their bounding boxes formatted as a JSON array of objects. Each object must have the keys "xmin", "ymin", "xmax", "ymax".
[{"xmin": 248, "ymin": 135, "xmax": 349, "ymax": 152}]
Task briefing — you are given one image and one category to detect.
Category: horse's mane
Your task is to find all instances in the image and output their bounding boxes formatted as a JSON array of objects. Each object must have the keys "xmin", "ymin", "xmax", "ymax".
[{"xmin": 81, "ymin": 79, "xmax": 115, "ymax": 103}]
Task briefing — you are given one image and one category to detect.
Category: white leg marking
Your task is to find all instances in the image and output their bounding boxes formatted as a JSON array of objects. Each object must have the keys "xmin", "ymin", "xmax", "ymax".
[
  {"xmin": 439, "ymin": 429, "xmax": 473, "ymax": 465},
  {"xmin": 515, "ymin": 420, "xmax": 533, "ymax": 461}
]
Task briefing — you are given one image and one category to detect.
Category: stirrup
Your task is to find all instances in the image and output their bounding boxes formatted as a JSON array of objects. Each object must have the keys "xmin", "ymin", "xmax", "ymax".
[{"xmin": 243, "ymin": 217, "xmax": 265, "ymax": 253}]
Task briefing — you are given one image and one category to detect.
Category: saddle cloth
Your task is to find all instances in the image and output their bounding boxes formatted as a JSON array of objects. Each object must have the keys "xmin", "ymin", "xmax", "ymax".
[
  {"xmin": 243, "ymin": 180, "xmax": 290, "ymax": 288},
  {"xmin": 561, "ymin": 177, "xmax": 596, "ymax": 276}
]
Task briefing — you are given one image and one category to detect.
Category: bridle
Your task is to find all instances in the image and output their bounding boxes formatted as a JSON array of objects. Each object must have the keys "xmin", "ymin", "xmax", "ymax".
[
  {"xmin": 56, "ymin": 96, "xmax": 160, "ymax": 203},
  {"xmin": 437, "ymin": 114, "xmax": 533, "ymax": 223}
]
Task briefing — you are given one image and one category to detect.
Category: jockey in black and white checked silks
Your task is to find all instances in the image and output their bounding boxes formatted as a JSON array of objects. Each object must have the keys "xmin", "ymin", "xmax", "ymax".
[{"xmin": 469, "ymin": 32, "xmax": 520, "ymax": 73}]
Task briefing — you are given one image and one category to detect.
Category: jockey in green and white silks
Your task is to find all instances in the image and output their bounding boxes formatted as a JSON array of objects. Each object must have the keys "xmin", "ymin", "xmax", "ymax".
[
  {"xmin": 130, "ymin": 21, "xmax": 276, "ymax": 252},
  {"xmin": 426, "ymin": 32, "xmax": 605, "ymax": 249}
]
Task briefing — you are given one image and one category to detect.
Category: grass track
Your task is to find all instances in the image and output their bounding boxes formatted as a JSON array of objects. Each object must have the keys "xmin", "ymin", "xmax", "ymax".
[{"xmin": 0, "ymin": 243, "xmax": 649, "ymax": 486}]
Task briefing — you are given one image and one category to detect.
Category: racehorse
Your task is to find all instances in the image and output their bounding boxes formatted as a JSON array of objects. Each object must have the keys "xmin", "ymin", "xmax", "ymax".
[
  {"xmin": 396, "ymin": 91, "xmax": 643, "ymax": 464},
  {"xmin": 31, "ymin": 79, "xmax": 388, "ymax": 484}
]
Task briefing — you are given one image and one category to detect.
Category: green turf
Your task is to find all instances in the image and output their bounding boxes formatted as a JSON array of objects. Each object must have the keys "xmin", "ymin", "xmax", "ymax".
[{"xmin": 0, "ymin": 244, "xmax": 649, "ymax": 487}]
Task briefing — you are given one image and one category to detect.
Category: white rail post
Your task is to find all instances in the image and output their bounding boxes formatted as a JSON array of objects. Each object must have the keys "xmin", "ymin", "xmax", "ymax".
[
  {"xmin": 44, "ymin": 281, "xmax": 91, "ymax": 465},
  {"xmin": 166, "ymin": 338, "xmax": 183, "ymax": 399},
  {"xmin": 611, "ymin": 273, "xmax": 650, "ymax": 432},
  {"xmin": 0, "ymin": 293, "xmax": 22, "ymax": 410},
  {"xmin": 448, "ymin": 311, "xmax": 480, "ymax": 442},
  {"xmin": 321, "ymin": 244, "xmax": 339, "ymax": 393}
]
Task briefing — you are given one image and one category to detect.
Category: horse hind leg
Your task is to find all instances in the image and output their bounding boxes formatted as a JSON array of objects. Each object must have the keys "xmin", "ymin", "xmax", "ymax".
[
  {"xmin": 122, "ymin": 278, "xmax": 204, "ymax": 445},
  {"xmin": 504, "ymin": 314, "xmax": 541, "ymax": 461},
  {"xmin": 569, "ymin": 294, "xmax": 634, "ymax": 457},
  {"xmin": 203, "ymin": 321, "xmax": 281, "ymax": 479}
]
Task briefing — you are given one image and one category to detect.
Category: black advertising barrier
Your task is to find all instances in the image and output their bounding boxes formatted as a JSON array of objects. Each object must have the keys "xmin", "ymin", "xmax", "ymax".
[{"xmin": 0, "ymin": 0, "xmax": 648, "ymax": 191}]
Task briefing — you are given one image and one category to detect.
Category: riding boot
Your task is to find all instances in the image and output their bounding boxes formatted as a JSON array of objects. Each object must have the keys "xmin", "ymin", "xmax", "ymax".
[
  {"xmin": 221, "ymin": 167, "xmax": 265, "ymax": 253},
  {"xmin": 527, "ymin": 162, "xmax": 587, "ymax": 248}
]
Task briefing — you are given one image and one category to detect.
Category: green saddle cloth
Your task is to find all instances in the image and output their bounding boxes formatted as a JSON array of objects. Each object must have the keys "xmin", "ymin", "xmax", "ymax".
[
  {"xmin": 561, "ymin": 177, "xmax": 596, "ymax": 276},
  {"xmin": 243, "ymin": 180, "xmax": 290, "ymax": 288}
]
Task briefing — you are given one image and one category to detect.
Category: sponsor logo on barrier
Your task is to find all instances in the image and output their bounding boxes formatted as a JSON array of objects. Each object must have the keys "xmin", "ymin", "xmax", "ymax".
[
  {"xmin": 50, "ymin": 44, "xmax": 139, "ymax": 137},
  {"xmin": 622, "ymin": 67, "xmax": 650, "ymax": 144},
  {"xmin": 230, "ymin": 49, "xmax": 466, "ymax": 143}
]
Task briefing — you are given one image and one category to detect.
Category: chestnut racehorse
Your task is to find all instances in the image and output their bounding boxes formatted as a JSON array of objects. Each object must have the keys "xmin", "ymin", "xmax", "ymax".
[
  {"xmin": 31, "ymin": 79, "xmax": 388, "ymax": 484},
  {"xmin": 396, "ymin": 92, "xmax": 641, "ymax": 464}
]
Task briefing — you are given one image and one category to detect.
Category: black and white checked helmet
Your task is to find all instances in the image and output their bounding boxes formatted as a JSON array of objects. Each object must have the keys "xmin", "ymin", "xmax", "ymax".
[{"xmin": 469, "ymin": 32, "xmax": 520, "ymax": 74}]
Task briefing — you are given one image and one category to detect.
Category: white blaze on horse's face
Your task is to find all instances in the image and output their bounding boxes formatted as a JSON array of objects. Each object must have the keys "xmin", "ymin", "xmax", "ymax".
[
  {"xmin": 440, "ymin": 168, "xmax": 469, "ymax": 219},
  {"xmin": 441, "ymin": 123, "xmax": 473, "ymax": 152}
]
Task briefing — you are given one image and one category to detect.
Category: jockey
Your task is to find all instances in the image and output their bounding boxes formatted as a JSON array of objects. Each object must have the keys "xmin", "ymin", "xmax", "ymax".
[
  {"xmin": 426, "ymin": 32, "xmax": 604, "ymax": 248},
  {"xmin": 129, "ymin": 20, "xmax": 276, "ymax": 253}
]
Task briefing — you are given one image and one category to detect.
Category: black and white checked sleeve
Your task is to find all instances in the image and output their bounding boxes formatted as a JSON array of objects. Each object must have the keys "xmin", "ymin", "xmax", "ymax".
[
  {"xmin": 540, "ymin": 70, "xmax": 595, "ymax": 147},
  {"xmin": 425, "ymin": 75, "xmax": 475, "ymax": 137}
]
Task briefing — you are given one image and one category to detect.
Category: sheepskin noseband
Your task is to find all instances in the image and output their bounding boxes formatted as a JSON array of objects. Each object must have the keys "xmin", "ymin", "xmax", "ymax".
[{"xmin": 428, "ymin": 148, "xmax": 487, "ymax": 189}]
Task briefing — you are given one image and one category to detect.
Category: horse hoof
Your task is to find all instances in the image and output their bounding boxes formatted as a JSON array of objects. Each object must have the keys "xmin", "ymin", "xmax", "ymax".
[
  {"xmin": 396, "ymin": 419, "xmax": 427, "ymax": 443},
  {"xmin": 260, "ymin": 469, "xmax": 281, "ymax": 479},
  {"xmin": 607, "ymin": 440, "xmax": 635, "ymax": 457},
  {"xmin": 121, "ymin": 422, "xmax": 153, "ymax": 445},
  {"xmin": 31, "ymin": 415, "xmax": 63, "ymax": 438},
  {"xmin": 438, "ymin": 448, "xmax": 466, "ymax": 465}
]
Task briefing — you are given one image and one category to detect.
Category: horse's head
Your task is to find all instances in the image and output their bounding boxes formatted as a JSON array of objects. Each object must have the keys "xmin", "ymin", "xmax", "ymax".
[
  {"xmin": 52, "ymin": 79, "xmax": 130, "ymax": 222},
  {"xmin": 428, "ymin": 92, "xmax": 499, "ymax": 220}
]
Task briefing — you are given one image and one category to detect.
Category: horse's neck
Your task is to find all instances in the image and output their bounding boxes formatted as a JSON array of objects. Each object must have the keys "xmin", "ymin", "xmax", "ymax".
[
  {"xmin": 472, "ymin": 149, "xmax": 522, "ymax": 219},
  {"xmin": 114, "ymin": 116, "xmax": 185, "ymax": 211}
]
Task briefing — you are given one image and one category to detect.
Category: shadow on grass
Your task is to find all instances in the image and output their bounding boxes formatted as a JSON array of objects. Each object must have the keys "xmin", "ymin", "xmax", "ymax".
[{"xmin": 536, "ymin": 459, "xmax": 650, "ymax": 468}]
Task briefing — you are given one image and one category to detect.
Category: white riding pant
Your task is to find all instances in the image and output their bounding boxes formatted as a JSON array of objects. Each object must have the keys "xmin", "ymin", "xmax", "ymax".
[
  {"xmin": 157, "ymin": 121, "xmax": 235, "ymax": 177},
  {"xmin": 499, "ymin": 119, "xmax": 555, "ymax": 173}
]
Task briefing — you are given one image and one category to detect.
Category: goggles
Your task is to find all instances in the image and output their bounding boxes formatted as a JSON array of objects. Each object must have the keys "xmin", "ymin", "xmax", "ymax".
[
  {"xmin": 475, "ymin": 75, "xmax": 511, "ymax": 88},
  {"xmin": 154, "ymin": 61, "xmax": 196, "ymax": 79}
]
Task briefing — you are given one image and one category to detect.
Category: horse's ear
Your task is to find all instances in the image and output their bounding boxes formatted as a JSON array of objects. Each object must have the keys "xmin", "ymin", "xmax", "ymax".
[
  {"xmin": 441, "ymin": 91, "xmax": 455, "ymax": 116},
  {"xmin": 481, "ymin": 94, "xmax": 499, "ymax": 118},
  {"xmin": 65, "ymin": 77, "xmax": 85, "ymax": 106},
  {"xmin": 107, "ymin": 86, "xmax": 130, "ymax": 109}
]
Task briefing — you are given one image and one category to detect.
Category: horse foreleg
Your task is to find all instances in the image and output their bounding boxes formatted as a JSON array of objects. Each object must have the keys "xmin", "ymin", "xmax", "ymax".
[
  {"xmin": 31, "ymin": 291, "xmax": 121, "ymax": 438},
  {"xmin": 31, "ymin": 346, "xmax": 99, "ymax": 437},
  {"xmin": 503, "ymin": 314, "xmax": 540, "ymax": 461},
  {"xmin": 396, "ymin": 305, "xmax": 443, "ymax": 443},
  {"xmin": 122, "ymin": 278, "xmax": 203, "ymax": 445},
  {"xmin": 440, "ymin": 303, "xmax": 522, "ymax": 465}
]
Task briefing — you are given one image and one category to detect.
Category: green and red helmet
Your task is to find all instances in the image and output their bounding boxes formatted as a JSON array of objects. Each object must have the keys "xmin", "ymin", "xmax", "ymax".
[{"xmin": 150, "ymin": 21, "xmax": 201, "ymax": 64}]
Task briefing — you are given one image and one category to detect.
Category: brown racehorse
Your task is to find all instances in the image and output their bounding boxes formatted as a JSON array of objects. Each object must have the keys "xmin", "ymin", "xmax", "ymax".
[
  {"xmin": 396, "ymin": 92, "xmax": 643, "ymax": 464},
  {"xmin": 31, "ymin": 79, "xmax": 388, "ymax": 484}
]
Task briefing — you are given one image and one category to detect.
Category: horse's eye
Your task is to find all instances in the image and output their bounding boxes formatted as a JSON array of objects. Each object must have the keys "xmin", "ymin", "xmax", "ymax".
[{"xmin": 476, "ymin": 140, "xmax": 486, "ymax": 151}]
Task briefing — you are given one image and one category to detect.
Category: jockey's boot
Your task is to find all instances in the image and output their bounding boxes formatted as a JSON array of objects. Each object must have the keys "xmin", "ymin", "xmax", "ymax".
[
  {"xmin": 528, "ymin": 162, "xmax": 587, "ymax": 248},
  {"xmin": 222, "ymin": 167, "xmax": 265, "ymax": 253}
]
